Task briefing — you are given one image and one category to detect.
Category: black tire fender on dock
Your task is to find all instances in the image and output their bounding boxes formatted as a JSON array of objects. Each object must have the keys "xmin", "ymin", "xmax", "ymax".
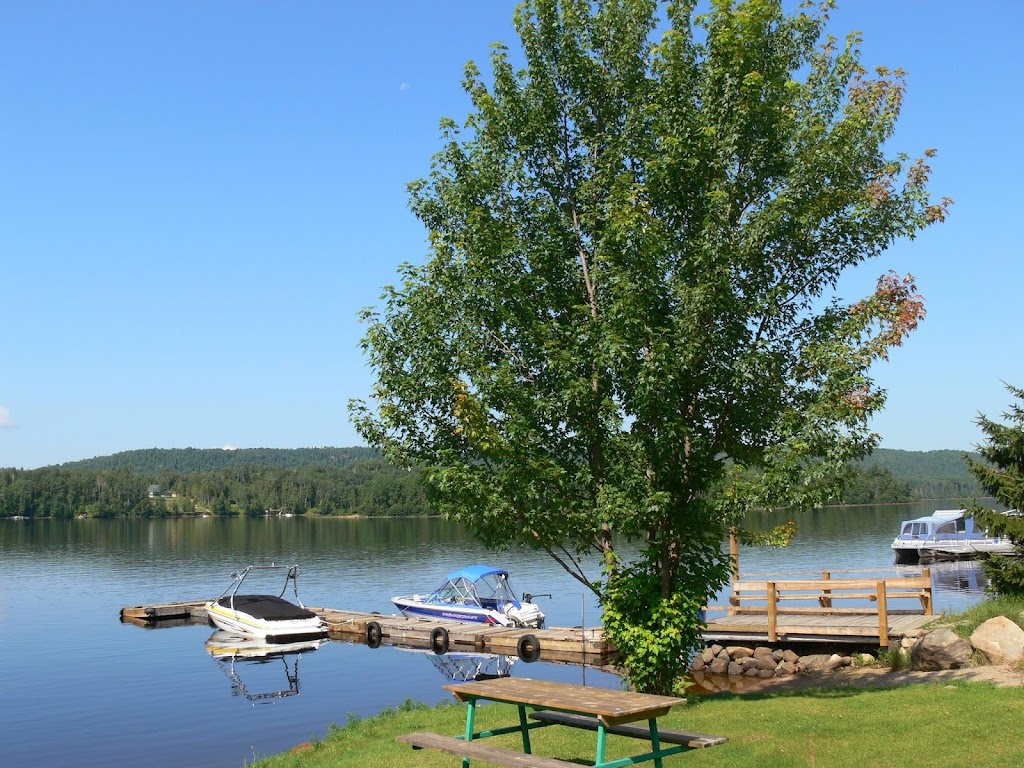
[
  {"xmin": 430, "ymin": 626, "xmax": 449, "ymax": 655},
  {"xmin": 516, "ymin": 633, "xmax": 541, "ymax": 662},
  {"xmin": 366, "ymin": 620, "xmax": 383, "ymax": 649}
]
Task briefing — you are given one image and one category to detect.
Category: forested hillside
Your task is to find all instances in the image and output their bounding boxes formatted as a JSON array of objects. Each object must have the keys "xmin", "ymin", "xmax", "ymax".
[
  {"xmin": 0, "ymin": 448, "xmax": 427, "ymax": 518},
  {"xmin": 59, "ymin": 446, "xmax": 379, "ymax": 473},
  {"xmin": 843, "ymin": 448, "xmax": 984, "ymax": 504},
  {"xmin": 0, "ymin": 446, "xmax": 987, "ymax": 517}
]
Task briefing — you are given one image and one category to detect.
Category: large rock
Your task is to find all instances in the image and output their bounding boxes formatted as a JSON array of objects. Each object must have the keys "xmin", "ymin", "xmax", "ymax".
[
  {"xmin": 727, "ymin": 646, "xmax": 753, "ymax": 659},
  {"xmin": 910, "ymin": 628, "xmax": 973, "ymax": 670},
  {"xmin": 797, "ymin": 654, "xmax": 835, "ymax": 673},
  {"xmin": 970, "ymin": 616, "xmax": 1024, "ymax": 665},
  {"xmin": 738, "ymin": 656, "xmax": 760, "ymax": 671}
]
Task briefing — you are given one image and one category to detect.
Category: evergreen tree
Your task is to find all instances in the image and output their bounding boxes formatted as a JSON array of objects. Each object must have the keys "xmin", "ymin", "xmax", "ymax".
[{"xmin": 964, "ymin": 383, "xmax": 1024, "ymax": 595}]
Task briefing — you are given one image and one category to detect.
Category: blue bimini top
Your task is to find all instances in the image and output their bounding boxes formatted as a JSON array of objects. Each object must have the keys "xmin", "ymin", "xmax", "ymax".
[{"xmin": 443, "ymin": 565, "xmax": 508, "ymax": 582}]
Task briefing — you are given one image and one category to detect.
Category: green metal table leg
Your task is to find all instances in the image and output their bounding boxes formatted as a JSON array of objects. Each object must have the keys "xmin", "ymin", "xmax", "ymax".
[
  {"xmin": 462, "ymin": 698, "xmax": 477, "ymax": 768},
  {"xmin": 649, "ymin": 718, "xmax": 663, "ymax": 768},
  {"xmin": 518, "ymin": 705, "xmax": 533, "ymax": 754},
  {"xmin": 595, "ymin": 722, "xmax": 608, "ymax": 766}
]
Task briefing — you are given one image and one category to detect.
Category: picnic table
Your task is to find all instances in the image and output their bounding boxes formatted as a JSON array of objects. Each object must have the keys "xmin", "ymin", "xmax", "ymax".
[{"xmin": 397, "ymin": 677, "xmax": 727, "ymax": 768}]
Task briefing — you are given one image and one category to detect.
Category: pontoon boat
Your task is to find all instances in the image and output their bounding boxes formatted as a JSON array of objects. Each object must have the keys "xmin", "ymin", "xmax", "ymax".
[{"xmin": 891, "ymin": 510, "xmax": 1016, "ymax": 563}]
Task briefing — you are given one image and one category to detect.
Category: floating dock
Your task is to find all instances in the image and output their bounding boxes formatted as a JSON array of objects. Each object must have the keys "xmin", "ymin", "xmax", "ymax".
[{"xmin": 119, "ymin": 602, "xmax": 613, "ymax": 664}]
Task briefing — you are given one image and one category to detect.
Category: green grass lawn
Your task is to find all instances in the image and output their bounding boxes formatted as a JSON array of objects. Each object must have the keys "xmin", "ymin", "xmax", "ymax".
[{"xmin": 252, "ymin": 680, "xmax": 1023, "ymax": 768}]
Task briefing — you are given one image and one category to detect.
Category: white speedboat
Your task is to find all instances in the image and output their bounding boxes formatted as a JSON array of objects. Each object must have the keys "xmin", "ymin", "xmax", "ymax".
[
  {"xmin": 204, "ymin": 564, "xmax": 327, "ymax": 640},
  {"xmin": 392, "ymin": 565, "xmax": 545, "ymax": 628},
  {"xmin": 891, "ymin": 510, "xmax": 1016, "ymax": 563}
]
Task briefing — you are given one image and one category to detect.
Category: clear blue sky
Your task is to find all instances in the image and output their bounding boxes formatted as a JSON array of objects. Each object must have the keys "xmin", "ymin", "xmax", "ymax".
[{"xmin": 2, "ymin": 1, "xmax": 1020, "ymax": 470}]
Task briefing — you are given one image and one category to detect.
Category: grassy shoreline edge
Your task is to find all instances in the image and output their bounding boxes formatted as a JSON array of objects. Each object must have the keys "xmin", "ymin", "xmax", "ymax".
[
  {"xmin": 253, "ymin": 599, "xmax": 1024, "ymax": 768},
  {"xmin": 251, "ymin": 680, "xmax": 1022, "ymax": 768}
]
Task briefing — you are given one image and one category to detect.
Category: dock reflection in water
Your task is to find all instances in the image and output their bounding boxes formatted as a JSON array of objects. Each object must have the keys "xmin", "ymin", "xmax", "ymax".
[
  {"xmin": 396, "ymin": 647, "xmax": 518, "ymax": 682},
  {"xmin": 205, "ymin": 631, "xmax": 327, "ymax": 706}
]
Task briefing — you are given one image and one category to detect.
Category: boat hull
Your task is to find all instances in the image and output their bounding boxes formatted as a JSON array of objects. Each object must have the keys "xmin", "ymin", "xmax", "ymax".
[
  {"xmin": 392, "ymin": 597, "xmax": 507, "ymax": 626},
  {"xmin": 892, "ymin": 539, "xmax": 1016, "ymax": 563}
]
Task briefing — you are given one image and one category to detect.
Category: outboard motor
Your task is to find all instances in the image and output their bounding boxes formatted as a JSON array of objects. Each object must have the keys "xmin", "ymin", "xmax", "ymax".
[{"xmin": 503, "ymin": 601, "xmax": 545, "ymax": 629}]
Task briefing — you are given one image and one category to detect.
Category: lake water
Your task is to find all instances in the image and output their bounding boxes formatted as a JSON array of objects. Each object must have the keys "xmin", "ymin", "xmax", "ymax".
[{"xmin": 0, "ymin": 502, "xmax": 990, "ymax": 768}]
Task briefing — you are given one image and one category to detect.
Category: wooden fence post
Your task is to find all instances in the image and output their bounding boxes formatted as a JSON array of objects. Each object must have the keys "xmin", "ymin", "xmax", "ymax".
[
  {"xmin": 729, "ymin": 528, "xmax": 739, "ymax": 582},
  {"xmin": 876, "ymin": 580, "xmax": 889, "ymax": 647},
  {"xmin": 820, "ymin": 571, "xmax": 832, "ymax": 609},
  {"xmin": 767, "ymin": 581, "xmax": 778, "ymax": 642},
  {"xmin": 728, "ymin": 528, "xmax": 740, "ymax": 617},
  {"xmin": 922, "ymin": 567, "xmax": 933, "ymax": 615}
]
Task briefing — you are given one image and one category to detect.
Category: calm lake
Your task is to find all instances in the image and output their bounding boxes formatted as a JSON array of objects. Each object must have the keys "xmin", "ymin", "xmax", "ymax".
[{"xmin": 0, "ymin": 501, "xmax": 990, "ymax": 768}]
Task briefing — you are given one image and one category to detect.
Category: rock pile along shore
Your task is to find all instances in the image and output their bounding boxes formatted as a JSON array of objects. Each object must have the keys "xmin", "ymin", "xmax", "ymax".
[{"xmin": 689, "ymin": 615, "xmax": 1024, "ymax": 693}]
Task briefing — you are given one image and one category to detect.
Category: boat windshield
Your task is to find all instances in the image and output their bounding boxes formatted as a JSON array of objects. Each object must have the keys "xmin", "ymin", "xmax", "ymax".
[
  {"xmin": 902, "ymin": 522, "xmax": 929, "ymax": 538},
  {"xmin": 428, "ymin": 570, "xmax": 520, "ymax": 608}
]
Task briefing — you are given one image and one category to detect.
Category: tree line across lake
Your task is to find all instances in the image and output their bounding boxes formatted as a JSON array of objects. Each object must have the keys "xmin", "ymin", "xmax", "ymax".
[
  {"xmin": 0, "ymin": 446, "xmax": 981, "ymax": 519},
  {"xmin": 0, "ymin": 447, "xmax": 427, "ymax": 518}
]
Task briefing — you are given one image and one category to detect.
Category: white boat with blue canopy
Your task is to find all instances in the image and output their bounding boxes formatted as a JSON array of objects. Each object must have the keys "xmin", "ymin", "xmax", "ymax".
[{"xmin": 391, "ymin": 565, "xmax": 545, "ymax": 628}]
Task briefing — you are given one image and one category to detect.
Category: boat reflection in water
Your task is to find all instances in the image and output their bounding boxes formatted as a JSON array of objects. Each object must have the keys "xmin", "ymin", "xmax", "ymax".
[
  {"xmin": 205, "ymin": 630, "xmax": 327, "ymax": 705},
  {"xmin": 397, "ymin": 647, "xmax": 517, "ymax": 682},
  {"xmin": 895, "ymin": 560, "xmax": 990, "ymax": 600}
]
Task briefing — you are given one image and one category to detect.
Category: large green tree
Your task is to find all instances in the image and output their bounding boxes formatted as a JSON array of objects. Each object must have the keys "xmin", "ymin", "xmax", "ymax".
[
  {"xmin": 350, "ymin": 0, "xmax": 946, "ymax": 693},
  {"xmin": 964, "ymin": 384, "xmax": 1024, "ymax": 595}
]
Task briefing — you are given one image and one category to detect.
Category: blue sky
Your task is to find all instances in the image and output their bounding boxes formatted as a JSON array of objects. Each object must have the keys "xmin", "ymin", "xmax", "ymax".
[{"xmin": 2, "ymin": 1, "xmax": 1020, "ymax": 469}]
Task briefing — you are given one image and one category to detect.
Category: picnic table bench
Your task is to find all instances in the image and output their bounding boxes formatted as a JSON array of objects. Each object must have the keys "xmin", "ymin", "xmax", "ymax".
[{"xmin": 397, "ymin": 677, "xmax": 727, "ymax": 768}]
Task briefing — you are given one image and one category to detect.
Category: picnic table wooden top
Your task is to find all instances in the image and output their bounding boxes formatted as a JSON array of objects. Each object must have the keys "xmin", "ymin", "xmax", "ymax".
[{"xmin": 442, "ymin": 677, "xmax": 685, "ymax": 727}]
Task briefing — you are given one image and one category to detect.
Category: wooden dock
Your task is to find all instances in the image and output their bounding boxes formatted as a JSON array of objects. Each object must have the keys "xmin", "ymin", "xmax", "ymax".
[
  {"xmin": 317, "ymin": 608, "xmax": 611, "ymax": 663},
  {"xmin": 119, "ymin": 602, "xmax": 613, "ymax": 664},
  {"xmin": 703, "ymin": 611, "xmax": 935, "ymax": 645},
  {"xmin": 121, "ymin": 599, "xmax": 935, "ymax": 657},
  {"xmin": 121, "ymin": 568, "xmax": 939, "ymax": 657},
  {"xmin": 703, "ymin": 569, "xmax": 938, "ymax": 647}
]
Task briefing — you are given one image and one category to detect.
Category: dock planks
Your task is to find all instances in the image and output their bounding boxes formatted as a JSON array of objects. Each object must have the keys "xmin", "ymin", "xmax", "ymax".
[{"xmin": 703, "ymin": 611, "xmax": 935, "ymax": 644}]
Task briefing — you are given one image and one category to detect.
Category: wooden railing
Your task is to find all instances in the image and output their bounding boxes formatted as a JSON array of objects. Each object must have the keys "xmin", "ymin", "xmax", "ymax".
[{"xmin": 706, "ymin": 569, "xmax": 933, "ymax": 645}]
